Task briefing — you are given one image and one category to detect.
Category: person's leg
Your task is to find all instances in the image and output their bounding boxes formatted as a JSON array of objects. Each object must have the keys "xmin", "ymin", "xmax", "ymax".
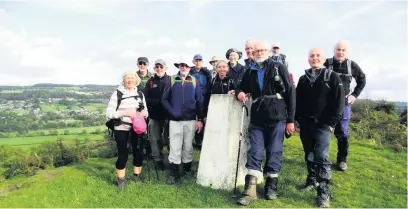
[
  {"xmin": 314, "ymin": 123, "xmax": 332, "ymax": 208},
  {"xmin": 181, "ymin": 120, "xmax": 196, "ymax": 176},
  {"xmin": 130, "ymin": 131, "xmax": 144, "ymax": 182},
  {"xmin": 163, "ymin": 119, "xmax": 170, "ymax": 152},
  {"xmin": 334, "ymin": 104, "xmax": 351, "ymax": 171},
  {"xmin": 299, "ymin": 120, "xmax": 318, "ymax": 191},
  {"xmin": 167, "ymin": 121, "xmax": 183, "ymax": 185},
  {"xmin": 264, "ymin": 120, "xmax": 285, "ymax": 200},
  {"xmin": 114, "ymin": 130, "xmax": 129, "ymax": 188},
  {"xmin": 148, "ymin": 119, "xmax": 164, "ymax": 167},
  {"xmin": 237, "ymin": 123, "xmax": 264, "ymax": 206}
]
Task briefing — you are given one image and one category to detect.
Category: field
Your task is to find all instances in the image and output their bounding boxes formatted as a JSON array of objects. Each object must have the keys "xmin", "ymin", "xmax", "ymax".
[
  {"xmin": 40, "ymin": 104, "xmax": 68, "ymax": 112},
  {"xmin": 0, "ymin": 134, "xmax": 104, "ymax": 149},
  {"xmin": 0, "ymin": 137, "xmax": 406, "ymax": 208}
]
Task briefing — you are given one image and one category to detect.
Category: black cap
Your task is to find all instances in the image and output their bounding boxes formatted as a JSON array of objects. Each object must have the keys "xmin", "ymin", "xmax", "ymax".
[{"xmin": 137, "ymin": 57, "xmax": 149, "ymax": 64}]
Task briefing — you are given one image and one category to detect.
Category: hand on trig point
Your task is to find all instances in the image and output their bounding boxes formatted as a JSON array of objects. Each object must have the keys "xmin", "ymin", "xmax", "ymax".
[{"xmin": 237, "ymin": 92, "xmax": 248, "ymax": 102}]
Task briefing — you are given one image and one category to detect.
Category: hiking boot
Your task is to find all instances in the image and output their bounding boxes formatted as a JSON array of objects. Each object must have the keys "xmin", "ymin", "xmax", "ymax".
[
  {"xmin": 167, "ymin": 163, "xmax": 180, "ymax": 185},
  {"xmin": 183, "ymin": 162, "xmax": 194, "ymax": 177},
  {"xmin": 133, "ymin": 174, "xmax": 143, "ymax": 183},
  {"xmin": 337, "ymin": 161, "xmax": 347, "ymax": 171},
  {"xmin": 317, "ymin": 194, "xmax": 330, "ymax": 208},
  {"xmin": 264, "ymin": 177, "xmax": 278, "ymax": 200},
  {"xmin": 237, "ymin": 175, "xmax": 258, "ymax": 206},
  {"xmin": 299, "ymin": 181, "xmax": 319, "ymax": 192},
  {"xmin": 317, "ymin": 181, "xmax": 330, "ymax": 208},
  {"xmin": 117, "ymin": 177, "xmax": 126, "ymax": 189}
]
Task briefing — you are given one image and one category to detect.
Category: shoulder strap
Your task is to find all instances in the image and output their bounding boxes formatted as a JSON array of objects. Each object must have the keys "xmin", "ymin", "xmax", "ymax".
[
  {"xmin": 116, "ymin": 90, "xmax": 123, "ymax": 111},
  {"xmin": 327, "ymin": 58, "xmax": 334, "ymax": 71},
  {"xmin": 138, "ymin": 91, "xmax": 144, "ymax": 101},
  {"xmin": 347, "ymin": 59, "xmax": 352, "ymax": 77},
  {"xmin": 324, "ymin": 69, "xmax": 332, "ymax": 82}
]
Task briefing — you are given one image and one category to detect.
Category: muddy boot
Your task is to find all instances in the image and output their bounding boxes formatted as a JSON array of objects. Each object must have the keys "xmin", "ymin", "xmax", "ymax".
[
  {"xmin": 237, "ymin": 175, "xmax": 258, "ymax": 206},
  {"xmin": 299, "ymin": 178, "xmax": 319, "ymax": 192},
  {"xmin": 167, "ymin": 163, "xmax": 180, "ymax": 185},
  {"xmin": 317, "ymin": 181, "xmax": 330, "ymax": 208},
  {"xmin": 183, "ymin": 162, "xmax": 194, "ymax": 177},
  {"xmin": 264, "ymin": 177, "xmax": 278, "ymax": 200},
  {"xmin": 117, "ymin": 177, "xmax": 126, "ymax": 189}
]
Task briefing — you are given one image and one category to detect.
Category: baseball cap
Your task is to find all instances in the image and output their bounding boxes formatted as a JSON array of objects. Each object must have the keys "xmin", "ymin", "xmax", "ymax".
[
  {"xmin": 154, "ymin": 59, "xmax": 166, "ymax": 66},
  {"xmin": 137, "ymin": 57, "xmax": 149, "ymax": 64},
  {"xmin": 193, "ymin": 54, "xmax": 203, "ymax": 60}
]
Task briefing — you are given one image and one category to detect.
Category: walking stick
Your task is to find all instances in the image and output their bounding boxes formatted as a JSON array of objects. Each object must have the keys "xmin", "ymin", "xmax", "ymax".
[{"xmin": 232, "ymin": 100, "xmax": 249, "ymax": 198}]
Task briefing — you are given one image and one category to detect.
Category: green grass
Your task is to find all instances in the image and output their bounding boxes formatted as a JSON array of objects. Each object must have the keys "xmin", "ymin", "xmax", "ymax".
[
  {"xmin": 0, "ymin": 134, "xmax": 104, "ymax": 149},
  {"xmin": 26, "ymin": 126, "xmax": 105, "ymax": 135},
  {"xmin": 0, "ymin": 90, "xmax": 23, "ymax": 93},
  {"xmin": 69, "ymin": 105, "xmax": 81, "ymax": 110},
  {"xmin": 40, "ymin": 104, "xmax": 67, "ymax": 112},
  {"xmin": 0, "ymin": 137, "xmax": 406, "ymax": 208},
  {"xmin": 9, "ymin": 109, "xmax": 30, "ymax": 114}
]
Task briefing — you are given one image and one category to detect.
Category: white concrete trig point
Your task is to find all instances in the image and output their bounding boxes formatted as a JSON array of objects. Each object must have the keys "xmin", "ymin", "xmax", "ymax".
[{"xmin": 196, "ymin": 94, "xmax": 263, "ymax": 191}]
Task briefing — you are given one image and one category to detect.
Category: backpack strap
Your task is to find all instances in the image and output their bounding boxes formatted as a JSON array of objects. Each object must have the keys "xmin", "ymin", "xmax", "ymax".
[
  {"xmin": 149, "ymin": 80, "xmax": 153, "ymax": 89},
  {"xmin": 116, "ymin": 90, "xmax": 123, "ymax": 111},
  {"xmin": 327, "ymin": 58, "xmax": 334, "ymax": 71},
  {"xmin": 347, "ymin": 59, "xmax": 352, "ymax": 78},
  {"xmin": 323, "ymin": 69, "xmax": 332, "ymax": 90}
]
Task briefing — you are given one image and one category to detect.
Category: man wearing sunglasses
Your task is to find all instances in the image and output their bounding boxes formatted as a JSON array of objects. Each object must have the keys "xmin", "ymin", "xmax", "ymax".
[
  {"xmin": 144, "ymin": 59, "xmax": 170, "ymax": 171},
  {"xmin": 189, "ymin": 54, "xmax": 212, "ymax": 149},
  {"xmin": 137, "ymin": 57, "xmax": 153, "ymax": 94}
]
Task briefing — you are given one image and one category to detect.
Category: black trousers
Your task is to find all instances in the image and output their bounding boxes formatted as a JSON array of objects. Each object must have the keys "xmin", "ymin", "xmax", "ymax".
[{"xmin": 114, "ymin": 130, "xmax": 144, "ymax": 169}]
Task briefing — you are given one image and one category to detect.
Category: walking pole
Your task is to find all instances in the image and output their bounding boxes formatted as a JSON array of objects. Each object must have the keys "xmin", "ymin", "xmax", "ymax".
[{"xmin": 232, "ymin": 100, "xmax": 248, "ymax": 198}]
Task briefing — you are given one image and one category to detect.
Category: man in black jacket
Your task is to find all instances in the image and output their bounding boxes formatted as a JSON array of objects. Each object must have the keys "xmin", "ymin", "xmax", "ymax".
[
  {"xmin": 296, "ymin": 48, "xmax": 345, "ymax": 208},
  {"xmin": 323, "ymin": 40, "xmax": 366, "ymax": 171},
  {"xmin": 144, "ymin": 59, "xmax": 169, "ymax": 170},
  {"xmin": 235, "ymin": 40, "xmax": 296, "ymax": 206}
]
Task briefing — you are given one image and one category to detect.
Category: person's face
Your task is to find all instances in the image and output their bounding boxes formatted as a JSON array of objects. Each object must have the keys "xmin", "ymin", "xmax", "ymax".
[
  {"xmin": 229, "ymin": 52, "xmax": 239, "ymax": 63},
  {"xmin": 124, "ymin": 74, "xmax": 136, "ymax": 89},
  {"xmin": 272, "ymin": 47, "xmax": 280, "ymax": 55},
  {"xmin": 154, "ymin": 64, "xmax": 167, "ymax": 77},
  {"xmin": 245, "ymin": 43, "xmax": 254, "ymax": 59},
  {"xmin": 334, "ymin": 43, "xmax": 348, "ymax": 62},
  {"xmin": 216, "ymin": 62, "xmax": 228, "ymax": 78},
  {"xmin": 210, "ymin": 61, "xmax": 218, "ymax": 68},
  {"xmin": 193, "ymin": 59, "xmax": 203, "ymax": 68},
  {"xmin": 138, "ymin": 61, "xmax": 148, "ymax": 71},
  {"xmin": 179, "ymin": 63, "xmax": 191, "ymax": 76},
  {"xmin": 308, "ymin": 48, "xmax": 325, "ymax": 69},
  {"xmin": 254, "ymin": 43, "xmax": 269, "ymax": 63}
]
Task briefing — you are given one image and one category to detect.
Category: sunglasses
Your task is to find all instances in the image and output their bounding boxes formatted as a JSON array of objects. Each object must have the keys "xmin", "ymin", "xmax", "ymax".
[
  {"xmin": 179, "ymin": 63, "xmax": 189, "ymax": 68},
  {"xmin": 138, "ymin": 62, "xmax": 147, "ymax": 66},
  {"xmin": 194, "ymin": 59, "xmax": 202, "ymax": 62},
  {"xmin": 155, "ymin": 65, "xmax": 164, "ymax": 69},
  {"xmin": 272, "ymin": 47, "xmax": 280, "ymax": 50}
]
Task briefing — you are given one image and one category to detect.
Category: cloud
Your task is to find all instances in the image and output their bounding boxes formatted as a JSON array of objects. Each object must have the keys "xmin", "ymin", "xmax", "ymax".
[
  {"xmin": 326, "ymin": 2, "xmax": 385, "ymax": 31},
  {"xmin": 184, "ymin": 38, "xmax": 205, "ymax": 48},
  {"xmin": 188, "ymin": 0, "xmax": 213, "ymax": 16},
  {"xmin": 118, "ymin": 50, "xmax": 138, "ymax": 59},
  {"xmin": 145, "ymin": 37, "xmax": 173, "ymax": 47},
  {"xmin": 126, "ymin": 26, "xmax": 151, "ymax": 37}
]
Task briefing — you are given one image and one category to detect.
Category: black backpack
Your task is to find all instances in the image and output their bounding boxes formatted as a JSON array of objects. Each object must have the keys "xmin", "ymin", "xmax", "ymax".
[{"xmin": 105, "ymin": 90, "xmax": 144, "ymax": 137}]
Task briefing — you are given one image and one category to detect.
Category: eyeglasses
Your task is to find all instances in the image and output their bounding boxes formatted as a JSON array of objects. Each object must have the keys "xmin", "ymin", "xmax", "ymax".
[
  {"xmin": 179, "ymin": 63, "xmax": 189, "ymax": 68},
  {"xmin": 155, "ymin": 65, "xmax": 164, "ymax": 69},
  {"xmin": 255, "ymin": 49, "xmax": 269, "ymax": 53},
  {"xmin": 138, "ymin": 62, "xmax": 147, "ymax": 66}
]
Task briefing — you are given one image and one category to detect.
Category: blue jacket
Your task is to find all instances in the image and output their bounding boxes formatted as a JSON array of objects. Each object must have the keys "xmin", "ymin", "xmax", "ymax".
[
  {"xmin": 189, "ymin": 66, "xmax": 212, "ymax": 116},
  {"xmin": 161, "ymin": 74, "xmax": 204, "ymax": 121}
]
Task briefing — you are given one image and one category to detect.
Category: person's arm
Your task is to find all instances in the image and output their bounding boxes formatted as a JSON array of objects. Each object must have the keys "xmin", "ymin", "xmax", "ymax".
[
  {"xmin": 235, "ymin": 66, "xmax": 251, "ymax": 97},
  {"xmin": 295, "ymin": 76, "xmax": 304, "ymax": 122},
  {"xmin": 350, "ymin": 61, "xmax": 366, "ymax": 98},
  {"xmin": 161, "ymin": 84, "xmax": 173, "ymax": 116},
  {"xmin": 329, "ymin": 73, "xmax": 345, "ymax": 128},
  {"xmin": 106, "ymin": 90, "xmax": 122, "ymax": 119},
  {"xmin": 278, "ymin": 64, "xmax": 296, "ymax": 123},
  {"xmin": 195, "ymin": 79, "xmax": 204, "ymax": 120}
]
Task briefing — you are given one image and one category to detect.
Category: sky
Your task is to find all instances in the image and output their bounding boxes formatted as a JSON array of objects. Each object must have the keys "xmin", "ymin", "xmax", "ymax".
[{"xmin": 0, "ymin": 0, "xmax": 407, "ymax": 101}]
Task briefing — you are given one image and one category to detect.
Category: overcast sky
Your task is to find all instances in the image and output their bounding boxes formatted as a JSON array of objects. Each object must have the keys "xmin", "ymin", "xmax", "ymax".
[{"xmin": 0, "ymin": 0, "xmax": 406, "ymax": 101}]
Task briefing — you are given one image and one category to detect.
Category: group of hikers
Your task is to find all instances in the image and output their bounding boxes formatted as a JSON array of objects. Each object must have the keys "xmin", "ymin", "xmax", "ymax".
[{"xmin": 105, "ymin": 39, "xmax": 366, "ymax": 208}]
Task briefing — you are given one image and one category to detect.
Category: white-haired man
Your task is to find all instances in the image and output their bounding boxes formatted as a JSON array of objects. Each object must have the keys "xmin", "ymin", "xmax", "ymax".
[
  {"xmin": 323, "ymin": 40, "xmax": 366, "ymax": 171},
  {"xmin": 235, "ymin": 40, "xmax": 296, "ymax": 206}
]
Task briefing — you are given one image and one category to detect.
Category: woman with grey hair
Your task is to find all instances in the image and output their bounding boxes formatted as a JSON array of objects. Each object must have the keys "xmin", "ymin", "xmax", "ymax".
[{"xmin": 106, "ymin": 71, "xmax": 149, "ymax": 188}]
